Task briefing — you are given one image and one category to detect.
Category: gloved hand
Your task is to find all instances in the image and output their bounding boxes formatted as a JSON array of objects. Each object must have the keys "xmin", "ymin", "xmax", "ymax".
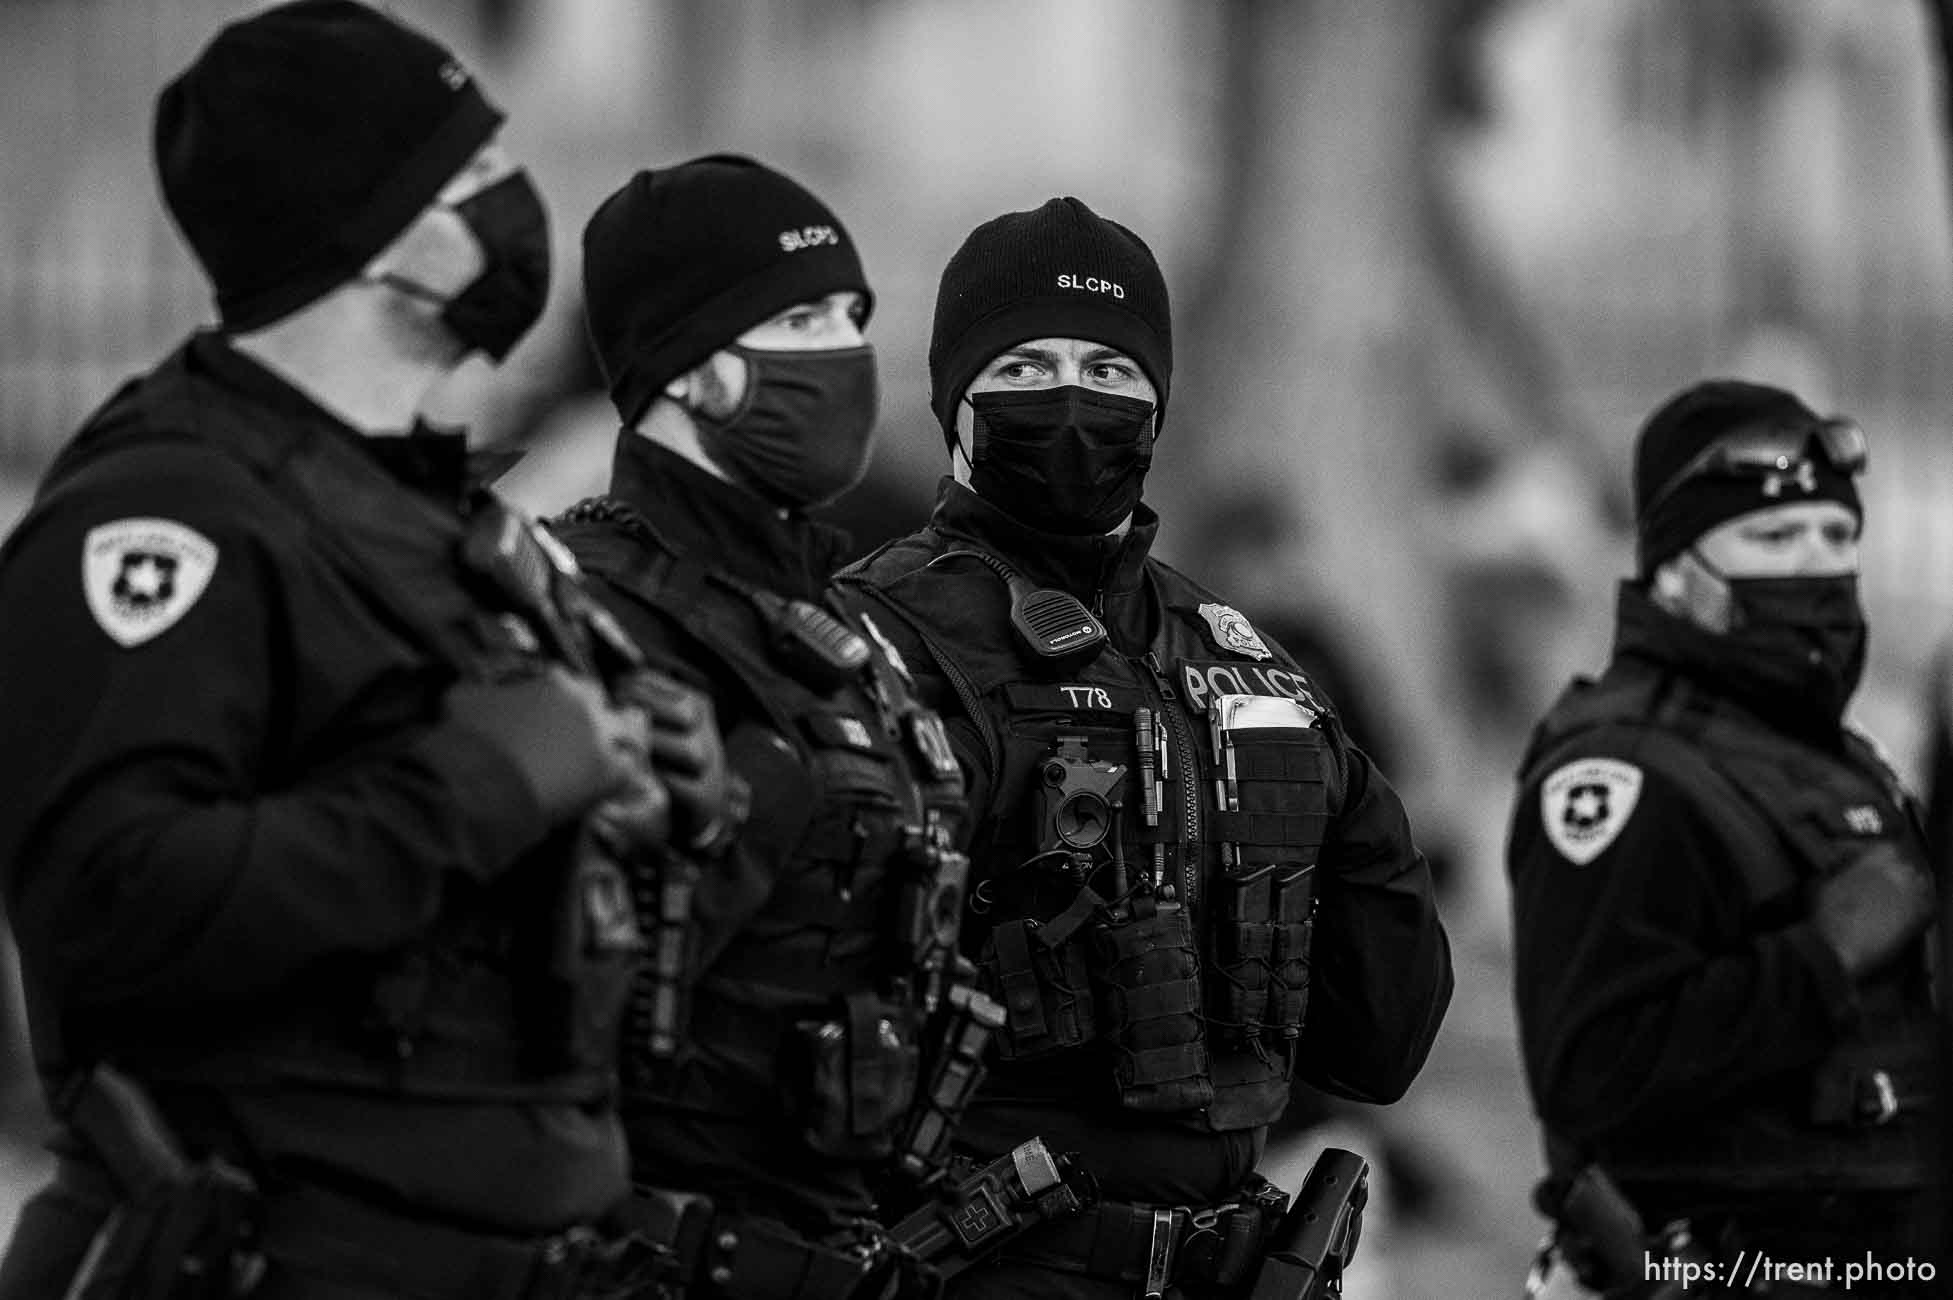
[
  {"xmin": 445, "ymin": 666, "xmax": 646, "ymax": 824},
  {"xmin": 1812, "ymin": 843, "xmax": 1935, "ymax": 979},
  {"xmin": 619, "ymin": 670, "xmax": 747, "ymax": 853},
  {"xmin": 589, "ymin": 770, "xmax": 672, "ymax": 861}
]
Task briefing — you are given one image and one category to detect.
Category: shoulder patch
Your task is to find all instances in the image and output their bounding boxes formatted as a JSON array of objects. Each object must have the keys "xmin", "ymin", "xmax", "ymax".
[
  {"xmin": 1540, "ymin": 758, "xmax": 1643, "ymax": 865},
  {"xmin": 1195, "ymin": 601, "xmax": 1272, "ymax": 661},
  {"xmin": 82, "ymin": 517, "xmax": 218, "ymax": 648}
]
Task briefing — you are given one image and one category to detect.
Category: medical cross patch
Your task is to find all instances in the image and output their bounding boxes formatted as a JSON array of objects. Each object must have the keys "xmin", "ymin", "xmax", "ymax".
[
  {"xmin": 1540, "ymin": 758, "xmax": 1643, "ymax": 865},
  {"xmin": 82, "ymin": 518, "xmax": 218, "ymax": 648}
]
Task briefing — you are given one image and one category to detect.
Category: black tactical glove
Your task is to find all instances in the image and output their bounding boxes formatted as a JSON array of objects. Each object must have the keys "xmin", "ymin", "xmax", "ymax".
[
  {"xmin": 589, "ymin": 770, "xmax": 672, "ymax": 861},
  {"xmin": 1812, "ymin": 843, "xmax": 1935, "ymax": 979},
  {"xmin": 446, "ymin": 665, "xmax": 646, "ymax": 824},
  {"xmin": 620, "ymin": 669, "xmax": 747, "ymax": 854}
]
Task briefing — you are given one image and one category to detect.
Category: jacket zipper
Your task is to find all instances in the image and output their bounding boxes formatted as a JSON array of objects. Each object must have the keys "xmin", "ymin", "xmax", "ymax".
[{"xmin": 1138, "ymin": 650, "xmax": 1201, "ymax": 910}]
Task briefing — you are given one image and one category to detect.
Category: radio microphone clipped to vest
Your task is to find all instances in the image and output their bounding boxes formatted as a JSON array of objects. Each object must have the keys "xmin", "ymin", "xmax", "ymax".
[{"xmin": 928, "ymin": 548, "xmax": 1107, "ymax": 674}]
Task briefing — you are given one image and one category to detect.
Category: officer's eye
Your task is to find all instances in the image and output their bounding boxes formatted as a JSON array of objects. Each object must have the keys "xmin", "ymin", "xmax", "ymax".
[
  {"xmin": 1086, "ymin": 361, "xmax": 1136, "ymax": 385},
  {"xmin": 996, "ymin": 359, "xmax": 1046, "ymax": 381}
]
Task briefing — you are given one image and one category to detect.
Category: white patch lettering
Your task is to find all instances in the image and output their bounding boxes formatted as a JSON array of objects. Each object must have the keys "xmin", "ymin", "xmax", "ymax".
[
  {"xmin": 1055, "ymin": 273, "xmax": 1126, "ymax": 298},
  {"xmin": 82, "ymin": 518, "xmax": 219, "ymax": 648},
  {"xmin": 1540, "ymin": 758, "xmax": 1644, "ymax": 865},
  {"xmin": 778, "ymin": 225, "xmax": 840, "ymax": 253},
  {"xmin": 1182, "ymin": 664, "xmax": 1211, "ymax": 713}
]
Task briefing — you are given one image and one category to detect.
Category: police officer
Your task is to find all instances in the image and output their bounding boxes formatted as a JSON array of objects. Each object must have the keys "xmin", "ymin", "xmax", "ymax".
[
  {"xmin": 836, "ymin": 198, "xmax": 1455, "ymax": 1298},
  {"xmin": 0, "ymin": 2, "xmax": 710, "ymax": 1294},
  {"xmin": 553, "ymin": 157, "xmax": 979, "ymax": 1299},
  {"xmin": 1508, "ymin": 381, "xmax": 1938, "ymax": 1298}
]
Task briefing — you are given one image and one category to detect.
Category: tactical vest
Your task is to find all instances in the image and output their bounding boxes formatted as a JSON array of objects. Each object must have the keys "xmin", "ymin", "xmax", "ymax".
[
  {"xmin": 556, "ymin": 503, "xmax": 971, "ymax": 1164},
  {"xmin": 27, "ymin": 363, "xmax": 636, "ymax": 1106},
  {"xmin": 844, "ymin": 552, "xmax": 1334, "ymax": 1132},
  {"xmin": 1521, "ymin": 670, "xmax": 1936, "ymax": 1189}
]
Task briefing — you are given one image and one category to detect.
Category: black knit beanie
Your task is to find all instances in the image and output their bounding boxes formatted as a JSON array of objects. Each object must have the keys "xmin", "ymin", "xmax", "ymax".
[
  {"xmin": 929, "ymin": 197, "xmax": 1171, "ymax": 445},
  {"xmin": 155, "ymin": 0, "xmax": 503, "ymax": 331},
  {"xmin": 1633, "ymin": 378, "xmax": 1862, "ymax": 577},
  {"xmin": 582, "ymin": 155, "xmax": 873, "ymax": 427}
]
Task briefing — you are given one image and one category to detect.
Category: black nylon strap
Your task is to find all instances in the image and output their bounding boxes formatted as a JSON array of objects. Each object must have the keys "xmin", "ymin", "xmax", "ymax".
[
  {"xmin": 263, "ymin": 1180, "xmax": 615, "ymax": 1300},
  {"xmin": 1122, "ymin": 979, "xmax": 1201, "ymax": 1022},
  {"xmin": 1037, "ymin": 888, "xmax": 1103, "ymax": 948},
  {"xmin": 1122, "ymin": 1042, "xmax": 1206, "ymax": 1086},
  {"xmin": 1209, "ymin": 810, "xmax": 1325, "ymax": 846},
  {"xmin": 1233, "ymin": 744, "xmax": 1322, "ymax": 782},
  {"xmin": 627, "ymin": 1186, "xmax": 876, "ymax": 1300},
  {"xmin": 846, "ymin": 990, "xmax": 882, "ymax": 1139},
  {"xmin": 1001, "ymin": 1191, "xmax": 1269, "ymax": 1287},
  {"xmin": 990, "ymin": 920, "xmax": 1049, "ymax": 1042}
]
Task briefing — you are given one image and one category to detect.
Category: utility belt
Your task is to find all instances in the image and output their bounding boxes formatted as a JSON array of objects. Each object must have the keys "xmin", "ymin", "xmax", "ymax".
[
  {"xmin": 997, "ymin": 1174, "xmax": 1289, "ymax": 1295},
  {"xmin": 261, "ymin": 1182, "xmax": 632, "ymax": 1300},
  {"xmin": 979, "ymin": 1146, "xmax": 1369, "ymax": 1300},
  {"xmin": 41, "ymin": 1158, "xmax": 628, "ymax": 1300},
  {"xmin": 43, "ymin": 1065, "xmax": 632, "ymax": 1300},
  {"xmin": 1807, "ymin": 1057, "xmax": 1932, "ymax": 1129},
  {"xmin": 1582, "ymin": 1053, "xmax": 1935, "ymax": 1192},
  {"xmin": 619, "ymin": 1185, "xmax": 922, "ymax": 1300},
  {"xmin": 1528, "ymin": 1165, "xmax": 1900, "ymax": 1298},
  {"xmin": 887, "ymin": 1138, "xmax": 1097, "ymax": 1285}
]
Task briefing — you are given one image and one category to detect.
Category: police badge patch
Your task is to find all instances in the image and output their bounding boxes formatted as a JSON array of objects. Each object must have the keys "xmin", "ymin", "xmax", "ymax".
[
  {"xmin": 82, "ymin": 518, "xmax": 218, "ymax": 648},
  {"xmin": 1195, "ymin": 602, "xmax": 1272, "ymax": 661},
  {"xmin": 1540, "ymin": 758, "xmax": 1642, "ymax": 865}
]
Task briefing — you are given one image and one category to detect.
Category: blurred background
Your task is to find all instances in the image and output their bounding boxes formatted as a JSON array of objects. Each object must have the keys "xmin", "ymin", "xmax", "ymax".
[{"xmin": 6, "ymin": 0, "xmax": 1953, "ymax": 1293}]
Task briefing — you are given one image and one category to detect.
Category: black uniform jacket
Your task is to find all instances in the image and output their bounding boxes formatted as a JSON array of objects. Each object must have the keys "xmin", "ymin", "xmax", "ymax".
[
  {"xmin": 560, "ymin": 435, "xmax": 959, "ymax": 1234},
  {"xmin": 1509, "ymin": 585, "xmax": 1934, "ymax": 1192},
  {"xmin": 0, "ymin": 334, "xmax": 626, "ymax": 1231},
  {"xmin": 838, "ymin": 477, "xmax": 1452, "ymax": 1204}
]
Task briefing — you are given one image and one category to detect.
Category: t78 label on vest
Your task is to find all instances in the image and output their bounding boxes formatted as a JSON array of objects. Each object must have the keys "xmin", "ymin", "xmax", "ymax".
[
  {"xmin": 1176, "ymin": 659, "xmax": 1324, "ymax": 717},
  {"xmin": 1002, "ymin": 683, "xmax": 1141, "ymax": 717}
]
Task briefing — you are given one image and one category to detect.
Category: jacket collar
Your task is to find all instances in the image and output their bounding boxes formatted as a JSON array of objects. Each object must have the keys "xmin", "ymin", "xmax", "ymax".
[
  {"xmin": 1612, "ymin": 580, "xmax": 1844, "ymax": 749},
  {"xmin": 185, "ymin": 332, "xmax": 474, "ymax": 504},
  {"xmin": 928, "ymin": 478, "xmax": 1158, "ymax": 602},
  {"xmin": 925, "ymin": 478, "xmax": 1161, "ymax": 652},
  {"xmin": 609, "ymin": 433, "xmax": 849, "ymax": 599}
]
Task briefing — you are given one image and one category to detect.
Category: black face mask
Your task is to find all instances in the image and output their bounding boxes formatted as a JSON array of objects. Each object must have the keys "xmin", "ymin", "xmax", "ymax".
[
  {"xmin": 1723, "ymin": 573, "xmax": 1868, "ymax": 718},
  {"xmin": 1672, "ymin": 559, "xmax": 1869, "ymax": 723},
  {"xmin": 691, "ymin": 343, "xmax": 879, "ymax": 509},
  {"xmin": 440, "ymin": 171, "xmax": 552, "ymax": 361},
  {"xmin": 966, "ymin": 385, "xmax": 1155, "ymax": 535}
]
